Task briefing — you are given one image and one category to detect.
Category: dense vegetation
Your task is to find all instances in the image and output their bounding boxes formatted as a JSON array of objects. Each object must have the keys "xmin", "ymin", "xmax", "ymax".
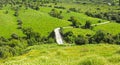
[{"xmin": 62, "ymin": 30, "xmax": 120, "ymax": 45}]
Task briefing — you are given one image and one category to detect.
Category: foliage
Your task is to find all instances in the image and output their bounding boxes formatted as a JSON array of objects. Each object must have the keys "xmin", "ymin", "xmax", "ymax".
[
  {"xmin": 63, "ymin": 31, "xmax": 76, "ymax": 43},
  {"xmin": 49, "ymin": 9, "xmax": 63, "ymax": 19},
  {"xmin": 75, "ymin": 35, "xmax": 88, "ymax": 45},
  {"xmin": 68, "ymin": 16, "xmax": 81, "ymax": 28},
  {"xmin": 84, "ymin": 20, "xmax": 92, "ymax": 29}
]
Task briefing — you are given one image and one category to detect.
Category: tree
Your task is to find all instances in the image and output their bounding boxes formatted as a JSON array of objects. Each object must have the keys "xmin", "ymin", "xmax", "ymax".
[
  {"xmin": 68, "ymin": 16, "xmax": 81, "ymax": 28},
  {"xmin": 49, "ymin": 9, "xmax": 63, "ymax": 19},
  {"xmin": 119, "ymin": 0, "xmax": 120, "ymax": 6},
  {"xmin": 11, "ymin": 33, "xmax": 19, "ymax": 39},
  {"xmin": 64, "ymin": 31, "xmax": 76, "ymax": 43},
  {"xmin": 93, "ymin": 30, "xmax": 106, "ymax": 43},
  {"xmin": 75, "ymin": 35, "xmax": 88, "ymax": 45},
  {"xmin": 14, "ymin": 11, "xmax": 19, "ymax": 17},
  {"xmin": 17, "ymin": 19, "xmax": 22, "ymax": 25},
  {"xmin": 84, "ymin": 20, "xmax": 91, "ymax": 29},
  {"xmin": 113, "ymin": 33, "xmax": 120, "ymax": 44}
]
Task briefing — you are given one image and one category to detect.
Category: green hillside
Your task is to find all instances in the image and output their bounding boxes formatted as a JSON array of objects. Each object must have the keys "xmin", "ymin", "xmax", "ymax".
[
  {"xmin": 0, "ymin": 0, "xmax": 120, "ymax": 65},
  {"xmin": 1, "ymin": 44, "xmax": 120, "ymax": 65},
  {"xmin": 19, "ymin": 8, "xmax": 71, "ymax": 37},
  {"xmin": 0, "ymin": 10, "xmax": 23, "ymax": 38}
]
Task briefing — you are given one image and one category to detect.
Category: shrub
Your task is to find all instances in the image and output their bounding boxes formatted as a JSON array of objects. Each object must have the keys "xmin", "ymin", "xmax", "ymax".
[
  {"xmin": 35, "ymin": 6, "xmax": 40, "ymax": 10},
  {"xmin": 11, "ymin": 33, "xmax": 19, "ymax": 39},
  {"xmin": 49, "ymin": 9, "xmax": 63, "ymax": 19},
  {"xmin": 17, "ymin": 19, "xmax": 22, "ymax": 25},
  {"xmin": 69, "ymin": 8, "xmax": 78, "ymax": 12},
  {"xmin": 14, "ymin": 11, "xmax": 19, "ymax": 17},
  {"xmin": 64, "ymin": 31, "xmax": 76, "ymax": 43},
  {"xmin": 0, "ymin": 46, "xmax": 13, "ymax": 58},
  {"xmin": 84, "ymin": 20, "xmax": 91, "ymax": 29},
  {"xmin": 68, "ymin": 16, "xmax": 81, "ymax": 28},
  {"xmin": 75, "ymin": 35, "xmax": 88, "ymax": 45},
  {"xmin": 93, "ymin": 30, "xmax": 107, "ymax": 43},
  {"xmin": 113, "ymin": 33, "xmax": 120, "ymax": 44},
  {"xmin": 47, "ymin": 38, "xmax": 55, "ymax": 43}
]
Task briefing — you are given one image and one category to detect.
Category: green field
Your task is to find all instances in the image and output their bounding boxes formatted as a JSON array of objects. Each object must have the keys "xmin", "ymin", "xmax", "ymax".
[
  {"xmin": 1, "ymin": 44, "xmax": 120, "ymax": 65},
  {"xmin": 19, "ymin": 8, "xmax": 71, "ymax": 36},
  {"xmin": 0, "ymin": 0, "xmax": 120, "ymax": 65},
  {"xmin": 93, "ymin": 22, "xmax": 120, "ymax": 35},
  {"xmin": 0, "ymin": 10, "xmax": 23, "ymax": 38},
  {"xmin": 63, "ymin": 28, "xmax": 95, "ymax": 36}
]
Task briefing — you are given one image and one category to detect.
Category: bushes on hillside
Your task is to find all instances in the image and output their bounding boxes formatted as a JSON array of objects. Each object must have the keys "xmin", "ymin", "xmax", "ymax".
[
  {"xmin": 85, "ymin": 11, "xmax": 120, "ymax": 23},
  {"xmin": 62, "ymin": 30, "xmax": 120, "ymax": 45},
  {"xmin": 54, "ymin": 6, "xmax": 66, "ymax": 9},
  {"xmin": 0, "ymin": 38, "xmax": 28, "ymax": 58},
  {"xmin": 22, "ymin": 28, "xmax": 42, "ymax": 45},
  {"xmin": 69, "ymin": 8, "xmax": 79, "ymax": 12},
  {"xmin": 84, "ymin": 20, "xmax": 92, "ymax": 29},
  {"xmin": 14, "ymin": 11, "xmax": 19, "ymax": 17},
  {"xmin": 17, "ymin": 19, "xmax": 23, "ymax": 29},
  {"xmin": 49, "ymin": 9, "xmax": 63, "ymax": 19},
  {"xmin": 68, "ymin": 16, "xmax": 81, "ymax": 28},
  {"xmin": 63, "ymin": 31, "xmax": 76, "ymax": 43},
  {"xmin": 0, "ymin": 27, "xmax": 56, "ymax": 58},
  {"xmin": 75, "ymin": 35, "xmax": 88, "ymax": 45}
]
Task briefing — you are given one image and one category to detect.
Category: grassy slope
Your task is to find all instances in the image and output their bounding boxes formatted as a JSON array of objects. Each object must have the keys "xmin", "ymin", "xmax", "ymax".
[
  {"xmin": 93, "ymin": 22, "xmax": 120, "ymax": 35},
  {"xmin": 1, "ymin": 44, "xmax": 120, "ymax": 65},
  {"xmin": 0, "ymin": 10, "xmax": 23, "ymax": 38},
  {"xmin": 63, "ymin": 28, "xmax": 95, "ymax": 36},
  {"xmin": 40, "ymin": 7, "xmax": 107, "ymax": 25},
  {"xmin": 19, "ymin": 8, "xmax": 71, "ymax": 37},
  {"xmin": 63, "ymin": 22, "xmax": 120, "ymax": 36},
  {"xmin": 58, "ymin": 3, "xmax": 120, "ymax": 13}
]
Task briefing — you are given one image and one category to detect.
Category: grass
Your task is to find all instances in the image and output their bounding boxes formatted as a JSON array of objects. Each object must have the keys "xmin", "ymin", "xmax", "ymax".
[
  {"xmin": 63, "ymin": 28, "xmax": 95, "ymax": 36},
  {"xmin": 93, "ymin": 22, "xmax": 120, "ymax": 35},
  {"xmin": 19, "ymin": 8, "xmax": 71, "ymax": 37},
  {"xmin": 0, "ymin": 10, "xmax": 23, "ymax": 38},
  {"xmin": 0, "ymin": 5, "xmax": 116, "ymax": 37},
  {"xmin": 63, "ymin": 22, "xmax": 120, "ymax": 36},
  {"xmin": 0, "ymin": 44, "xmax": 120, "ymax": 65},
  {"xmin": 40, "ymin": 7, "xmax": 107, "ymax": 25}
]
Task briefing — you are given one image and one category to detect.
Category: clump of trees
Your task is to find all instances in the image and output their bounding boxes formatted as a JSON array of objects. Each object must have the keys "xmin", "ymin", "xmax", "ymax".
[
  {"xmin": 0, "ymin": 27, "xmax": 55, "ymax": 59},
  {"xmin": 49, "ymin": 9, "xmax": 63, "ymax": 19},
  {"xmin": 0, "ymin": 36, "xmax": 27, "ymax": 58},
  {"xmin": 69, "ymin": 8, "xmax": 80, "ymax": 12},
  {"xmin": 62, "ymin": 30, "xmax": 120, "ymax": 45},
  {"xmin": 68, "ymin": 16, "xmax": 81, "ymax": 28},
  {"xmin": 63, "ymin": 31, "xmax": 76, "ymax": 43},
  {"xmin": 85, "ymin": 11, "xmax": 120, "ymax": 23},
  {"xmin": 75, "ymin": 35, "xmax": 88, "ymax": 45},
  {"xmin": 17, "ymin": 19, "xmax": 23, "ymax": 29},
  {"xmin": 54, "ymin": 6, "xmax": 66, "ymax": 9},
  {"xmin": 84, "ymin": 20, "xmax": 92, "ymax": 29}
]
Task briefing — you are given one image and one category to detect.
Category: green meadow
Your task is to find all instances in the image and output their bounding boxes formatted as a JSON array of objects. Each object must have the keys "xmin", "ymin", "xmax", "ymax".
[
  {"xmin": 1, "ymin": 44, "xmax": 120, "ymax": 65},
  {"xmin": 0, "ymin": 0, "xmax": 120, "ymax": 65},
  {"xmin": 0, "ymin": 10, "xmax": 23, "ymax": 38}
]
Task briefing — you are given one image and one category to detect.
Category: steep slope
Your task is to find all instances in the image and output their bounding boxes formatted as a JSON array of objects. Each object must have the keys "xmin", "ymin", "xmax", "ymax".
[
  {"xmin": 19, "ymin": 9, "xmax": 71, "ymax": 37},
  {"xmin": 0, "ymin": 10, "xmax": 23, "ymax": 38}
]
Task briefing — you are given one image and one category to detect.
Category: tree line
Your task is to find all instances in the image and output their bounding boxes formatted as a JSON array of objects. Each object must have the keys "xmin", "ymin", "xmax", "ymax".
[
  {"xmin": 61, "ymin": 30, "xmax": 120, "ymax": 45},
  {"xmin": 0, "ymin": 27, "xmax": 55, "ymax": 59},
  {"xmin": 85, "ymin": 11, "xmax": 120, "ymax": 23}
]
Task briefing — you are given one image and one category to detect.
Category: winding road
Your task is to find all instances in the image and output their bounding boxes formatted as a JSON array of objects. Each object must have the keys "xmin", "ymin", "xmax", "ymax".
[
  {"xmin": 54, "ymin": 28, "xmax": 63, "ymax": 44},
  {"xmin": 54, "ymin": 21, "xmax": 110, "ymax": 44}
]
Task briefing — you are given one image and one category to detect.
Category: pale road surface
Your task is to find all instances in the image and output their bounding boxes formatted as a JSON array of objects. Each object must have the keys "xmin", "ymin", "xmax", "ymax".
[
  {"xmin": 91, "ymin": 21, "xmax": 110, "ymax": 26},
  {"xmin": 54, "ymin": 28, "xmax": 63, "ymax": 44},
  {"xmin": 54, "ymin": 21, "xmax": 110, "ymax": 44}
]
